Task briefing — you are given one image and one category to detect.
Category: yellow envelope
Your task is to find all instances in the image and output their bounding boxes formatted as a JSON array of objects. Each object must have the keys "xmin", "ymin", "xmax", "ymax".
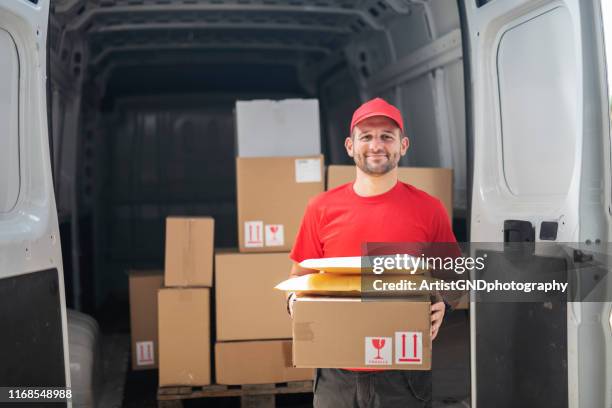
[
  {"xmin": 275, "ymin": 273, "xmax": 440, "ymax": 297},
  {"xmin": 275, "ymin": 273, "xmax": 361, "ymax": 295}
]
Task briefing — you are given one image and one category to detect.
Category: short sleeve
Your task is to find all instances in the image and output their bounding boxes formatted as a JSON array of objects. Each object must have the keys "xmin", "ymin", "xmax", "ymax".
[
  {"xmin": 431, "ymin": 199, "xmax": 457, "ymax": 243},
  {"xmin": 290, "ymin": 199, "xmax": 324, "ymax": 262},
  {"xmin": 428, "ymin": 198, "xmax": 461, "ymax": 260}
]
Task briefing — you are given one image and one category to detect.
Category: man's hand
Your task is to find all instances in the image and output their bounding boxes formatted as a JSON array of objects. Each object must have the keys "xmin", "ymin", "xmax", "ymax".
[
  {"xmin": 287, "ymin": 292, "xmax": 297, "ymax": 317},
  {"xmin": 430, "ymin": 301, "xmax": 445, "ymax": 341}
]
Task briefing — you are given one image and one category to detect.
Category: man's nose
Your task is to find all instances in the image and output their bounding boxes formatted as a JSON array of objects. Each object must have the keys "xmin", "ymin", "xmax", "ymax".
[{"xmin": 369, "ymin": 136, "xmax": 385, "ymax": 151}]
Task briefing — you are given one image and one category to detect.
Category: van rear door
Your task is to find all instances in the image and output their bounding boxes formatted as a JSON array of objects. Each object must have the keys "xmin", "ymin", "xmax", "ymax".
[
  {"xmin": 463, "ymin": 0, "xmax": 611, "ymax": 407},
  {"xmin": 0, "ymin": 0, "xmax": 70, "ymax": 394}
]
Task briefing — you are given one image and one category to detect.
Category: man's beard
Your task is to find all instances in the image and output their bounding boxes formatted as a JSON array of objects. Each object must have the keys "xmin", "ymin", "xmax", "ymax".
[{"xmin": 354, "ymin": 151, "xmax": 400, "ymax": 175}]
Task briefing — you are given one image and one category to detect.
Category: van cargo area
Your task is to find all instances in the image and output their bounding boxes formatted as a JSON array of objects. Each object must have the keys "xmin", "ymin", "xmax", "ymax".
[
  {"xmin": 48, "ymin": 0, "xmax": 468, "ymax": 311},
  {"xmin": 3, "ymin": 0, "xmax": 611, "ymax": 406},
  {"xmin": 47, "ymin": 0, "xmax": 469, "ymax": 405}
]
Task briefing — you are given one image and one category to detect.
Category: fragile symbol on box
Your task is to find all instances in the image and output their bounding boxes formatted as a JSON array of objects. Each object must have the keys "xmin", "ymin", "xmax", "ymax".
[
  {"xmin": 265, "ymin": 224, "xmax": 284, "ymax": 246},
  {"xmin": 365, "ymin": 337, "xmax": 392, "ymax": 365},
  {"xmin": 395, "ymin": 332, "xmax": 422, "ymax": 364},
  {"xmin": 136, "ymin": 341, "xmax": 155, "ymax": 366},
  {"xmin": 245, "ymin": 221, "xmax": 264, "ymax": 247}
]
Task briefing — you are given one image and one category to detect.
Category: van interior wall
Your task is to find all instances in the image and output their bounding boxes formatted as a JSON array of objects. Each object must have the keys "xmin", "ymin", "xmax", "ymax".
[
  {"xmin": 49, "ymin": 0, "xmax": 466, "ymax": 312},
  {"xmin": 91, "ymin": 69, "xmax": 319, "ymax": 312}
]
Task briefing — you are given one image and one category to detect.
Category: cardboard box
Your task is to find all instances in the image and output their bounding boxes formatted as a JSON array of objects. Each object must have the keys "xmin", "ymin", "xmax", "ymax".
[
  {"xmin": 292, "ymin": 297, "xmax": 431, "ymax": 370},
  {"xmin": 215, "ymin": 251, "xmax": 293, "ymax": 340},
  {"xmin": 327, "ymin": 165, "xmax": 453, "ymax": 219},
  {"xmin": 158, "ymin": 288, "xmax": 211, "ymax": 386},
  {"xmin": 235, "ymin": 99, "xmax": 321, "ymax": 157},
  {"xmin": 164, "ymin": 217, "xmax": 214, "ymax": 287},
  {"xmin": 215, "ymin": 340, "xmax": 314, "ymax": 384},
  {"xmin": 236, "ymin": 156, "xmax": 324, "ymax": 252},
  {"xmin": 128, "ymin": 270, "xmax": 164, "ymax": 370}
]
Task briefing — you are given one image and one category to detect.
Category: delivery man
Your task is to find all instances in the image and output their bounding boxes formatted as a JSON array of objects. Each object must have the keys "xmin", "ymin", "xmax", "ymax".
[{"xmin": 286, "ymin": 97, "xmax": 456, "ymax": 407}]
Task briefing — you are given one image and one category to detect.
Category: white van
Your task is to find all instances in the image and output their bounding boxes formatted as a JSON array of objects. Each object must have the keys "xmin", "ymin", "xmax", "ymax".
[{"xmin": 0, "ymin": 0, "xmax": 611, "ymax": 406}]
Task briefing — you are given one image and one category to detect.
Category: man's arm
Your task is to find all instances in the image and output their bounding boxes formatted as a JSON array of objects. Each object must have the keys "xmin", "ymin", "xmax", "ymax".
[
  {"xmin": 430, "ymin": 301, "xmax": 445, "ymax": 341},
  {"xmin": 289, "ymin": 261, "xmax": 316, "ymax": 279},
  {"xmin": 286, "ymin": 262, "xmax": 317, "ymax": 317}
]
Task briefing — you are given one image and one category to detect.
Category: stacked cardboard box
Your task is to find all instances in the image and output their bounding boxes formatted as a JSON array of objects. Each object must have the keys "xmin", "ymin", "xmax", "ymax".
[
  {"xmin": 215, "ymin": 340, "xmax": 311, "ymax": 384},
  {"xmin": 292, "ymin": 296, "xmax": 432, "ymax": 369},
  {"xmin": 128, "ymin": 270, "xmax": 163, "ymax": 371},
  {"xmin": 236, "ymin": 155, "xmax": 324, "ymax": 252},
  {"xmin": 158, "ymin": 216, "xmax": 214, "ymax": 386},
  {"xmin": 235, "ymin": 99, "xmax": 321, "ymax": 157},
  {"xmin": 211, "ymin": 99, "xmax": 321, "ymax": 384},
  {"xmin": 214, "ymin": 251, "xmax": 313, "ymax": 384},
  {"xmin": 215, "ymin": 251, "xmax": 292, "ymax": 341},
  {"xmin": 235, "ymin": 98, "xmax": 324, "ymax": 253}
]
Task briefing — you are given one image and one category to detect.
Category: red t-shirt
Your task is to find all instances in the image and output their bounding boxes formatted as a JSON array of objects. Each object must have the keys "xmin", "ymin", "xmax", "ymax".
[
  {"xmin": 290, "ymin": 181, "xmax": 456, "ymax": 261},
  {"xmin": 289, "ymin": 180, "xmax": 457, "ymax": 371}
]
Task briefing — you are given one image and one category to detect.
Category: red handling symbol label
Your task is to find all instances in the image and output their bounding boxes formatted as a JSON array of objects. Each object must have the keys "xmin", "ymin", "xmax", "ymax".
[
  {"xmin": 136, "ymin": 341, "xmax": 155, "ymax": 366},
  {"xmin": 244, "ymin": 221, "xmax": 264, "ymax": 247},
  {"xmin": 365, "ymin": 336, "xmax": 392, "ymax": 365},
  {"xmin": 395, "ymin": 332, "xmax": 422, "ymax": 364},
  {"xmin": 265, "ymin": 224, "xmax": 284, "ymax": 246}
]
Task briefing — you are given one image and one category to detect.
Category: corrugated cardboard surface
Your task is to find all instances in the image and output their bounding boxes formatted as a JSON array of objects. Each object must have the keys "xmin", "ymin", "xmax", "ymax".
[
  {"xmin": 164, "ymin": 217, "xmax": 214, "ymax": 287},
  {"xmin": 292, "ymin": 297, "xmax": 431, "ymax": 370},
  {"xmin": 235, "ymin": 99, "xmax": 321, "ymax": 157},
  {"xmin": 128, "ymin": 270, "xmax": 163, "ymax": 370},
  {"xmin": 215, "ymin": 340, "xmax": 314, "ymax": 384},
  {"xmin": 215, "ymin": 251, "xmax": 293, "ymax": 341},
  {"xmin": 158, "ymin": 288, "xmax": 211, "ymax": 386},
  {"xmin": 327, "ymin": 165, "xmax": 453, "ymax": 219},
  {"xmin": 236, "ymin": 156, "xmax": 324, "ymax": 252}
]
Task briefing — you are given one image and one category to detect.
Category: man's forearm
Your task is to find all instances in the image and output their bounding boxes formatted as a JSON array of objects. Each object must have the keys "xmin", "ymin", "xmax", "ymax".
[{"xmin": 286, "ymin": 261, "xmax": 318, "ymax": 314}]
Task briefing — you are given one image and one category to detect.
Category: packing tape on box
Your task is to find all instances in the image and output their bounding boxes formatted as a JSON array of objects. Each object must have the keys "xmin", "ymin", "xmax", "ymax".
[
  {"xmin": 293, "ymin": 322, "xmax": 315, "ymax": 341},
  {"xmin": 186, "ymin": 220, "xmax": 194, "ymax": 284},
  {"xmin": 281, "ymin": 341, "xmax": 293, "ymax": 367}
]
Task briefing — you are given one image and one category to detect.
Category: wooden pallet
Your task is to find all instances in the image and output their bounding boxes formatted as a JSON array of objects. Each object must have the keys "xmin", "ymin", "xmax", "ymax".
[{"xmin": 157, "ymin": 380, "xmax": 313, "ymax": 408}]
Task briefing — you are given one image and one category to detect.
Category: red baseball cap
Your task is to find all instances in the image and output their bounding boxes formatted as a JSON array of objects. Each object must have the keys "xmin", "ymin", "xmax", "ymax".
[{"xmin": 350, "ymin": 97, "xmax": 404, "ymax": 132}]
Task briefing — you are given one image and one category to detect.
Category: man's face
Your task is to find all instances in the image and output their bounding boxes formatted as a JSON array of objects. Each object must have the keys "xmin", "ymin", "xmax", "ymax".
[{"xmin": 345, "ymin": 116, "xmax": 408, "ymax": 176}]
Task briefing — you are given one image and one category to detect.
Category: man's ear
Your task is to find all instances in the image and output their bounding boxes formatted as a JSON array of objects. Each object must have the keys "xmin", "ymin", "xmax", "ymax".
[
  {"xmin": 400, "ymin": 135, "xmax": 409, "ymax": 156},
  {"xmin": 345, "ymin": 136, "xmax": 354, "ymax": 157}
]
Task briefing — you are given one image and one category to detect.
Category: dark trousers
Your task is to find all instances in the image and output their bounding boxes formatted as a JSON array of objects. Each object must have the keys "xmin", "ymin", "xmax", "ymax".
[{"xmin": 313, "ymin": 369, "xmax": 432, "ymax": 408}]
